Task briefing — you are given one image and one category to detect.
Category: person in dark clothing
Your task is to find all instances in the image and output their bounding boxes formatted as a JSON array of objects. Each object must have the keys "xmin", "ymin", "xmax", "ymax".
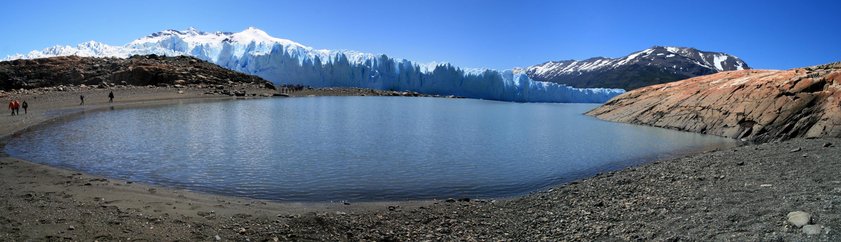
[
  {"xmin": 108, "ymin": 91, "xmax": 114, "ymax": 103},
  {"xmin": 21, "ymin": 101, "xmax": 28, "ymax": 114},
  {"xmin": 80, "ymin": 95, "xmax": 85, "ymax": 105}
]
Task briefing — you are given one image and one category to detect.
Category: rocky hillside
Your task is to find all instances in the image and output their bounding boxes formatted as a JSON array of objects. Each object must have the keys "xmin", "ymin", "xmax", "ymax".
[
  {"xmin": 0, "ymin": 55, "xmax": 274, "ymax": 91},
  {"xmin": 527, "ymin": 46, "xmax": 749, "ymax": 90},
  {"xmin": 587, "ymin": 62, "xmax": 841, "ymax": 142}
]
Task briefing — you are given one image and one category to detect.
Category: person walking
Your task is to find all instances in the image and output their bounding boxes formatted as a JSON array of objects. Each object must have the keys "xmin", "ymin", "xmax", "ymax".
[
  {"xmin": 7, "ymin": 100, "xmax": 14, "ymax": 116},
  {"xmin": 21, "ymin": 101, "xmax": 28, "ymax": 114},
  {"xmin": 12, "ymin": 100, "xmax": 20, "ymax": 115},
  {"xmin": 108, "ymin": 91, "xmax": 114, "ymax": 103},
  {"xmin": 80, "ymin": 95, "xmax": 85, "ymax": 105}
]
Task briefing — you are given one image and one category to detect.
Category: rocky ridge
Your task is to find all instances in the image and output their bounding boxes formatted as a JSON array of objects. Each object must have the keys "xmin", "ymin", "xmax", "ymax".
[
  {"xmin": 587, "ymin": 61, "xmax": 841, "ymax": 142},
  {"xmin": 0, "ymin": 55, "xmax": 274, "ymax": 91}
]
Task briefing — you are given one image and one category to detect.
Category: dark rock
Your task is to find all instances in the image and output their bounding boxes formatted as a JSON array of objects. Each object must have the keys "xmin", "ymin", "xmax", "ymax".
[{"xmin": 0, "ymin": 55, "xmax": 273, "ymax": 91}]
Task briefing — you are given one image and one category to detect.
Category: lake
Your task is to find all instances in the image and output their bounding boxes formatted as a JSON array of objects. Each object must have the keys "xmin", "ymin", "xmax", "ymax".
[{"xmin": 4, "ymin": 96, "xmax": 736, "ymax": 202}]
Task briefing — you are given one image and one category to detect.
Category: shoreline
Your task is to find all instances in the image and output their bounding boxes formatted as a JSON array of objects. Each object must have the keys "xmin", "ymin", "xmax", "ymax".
[{"xmin": 0, "ymin": 87, "xmax": 838, "ymax": 240}]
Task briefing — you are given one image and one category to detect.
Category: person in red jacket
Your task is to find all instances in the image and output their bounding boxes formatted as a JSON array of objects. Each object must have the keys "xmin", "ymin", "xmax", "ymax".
[
  {"xmin": 9, "ymin": 100, "xmax": 20, "ymax": 116},
  {"xmin": 12, "ymin": 100, "xmax": 20, "ymax": 115}
]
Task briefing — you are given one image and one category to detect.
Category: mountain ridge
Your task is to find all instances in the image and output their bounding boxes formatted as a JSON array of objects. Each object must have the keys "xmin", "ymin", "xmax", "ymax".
[{"xmin": 526, "ymin": 46, "xmax": 750, "ymax": 90}]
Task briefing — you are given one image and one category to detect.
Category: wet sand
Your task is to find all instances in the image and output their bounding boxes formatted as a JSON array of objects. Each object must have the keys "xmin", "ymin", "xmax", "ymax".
[{"xmin": 0, "ymin": 87, "xmax": 838, "ymax": 241}]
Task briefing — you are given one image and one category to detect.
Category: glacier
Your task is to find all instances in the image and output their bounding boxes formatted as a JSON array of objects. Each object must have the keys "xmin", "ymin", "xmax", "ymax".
[{"xmin": 5, "ymin": 27, "xmax": 624, "ymax": 103}]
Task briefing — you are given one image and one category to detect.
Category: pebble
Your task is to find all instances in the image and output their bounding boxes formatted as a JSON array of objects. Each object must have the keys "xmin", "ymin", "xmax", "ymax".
[
  {"xmin": 787, "ymin": 211, "xmax": 811, "ymax": 227},
  {"xmin": 68, "ymin": 225, "xmax": 75, "ymax": 230},
  {"xmin": 823, "ymin": 142, "xmax": 833, "ymax": 147},
  {"xmin": 790, "ymin": 147, "xmax": 802, "ymax": 152},
  {"xmin": 214, "ymin": 235, "xmax": 221, "ymax": 240},
  {"xmin": 802, "ymin": 224, "xmax": 822, "ymax": 235}
]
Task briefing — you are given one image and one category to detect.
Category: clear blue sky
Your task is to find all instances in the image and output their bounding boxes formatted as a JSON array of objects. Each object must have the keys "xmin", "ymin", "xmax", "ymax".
[{"xmin": 1, "ymin": 0, "xmax": 838, "ymax": 70}]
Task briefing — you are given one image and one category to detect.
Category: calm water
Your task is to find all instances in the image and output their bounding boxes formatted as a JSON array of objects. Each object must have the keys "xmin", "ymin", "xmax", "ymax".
[{"xmin": 5, "ymin": 97, "xmax": 736, "ymax": 201}]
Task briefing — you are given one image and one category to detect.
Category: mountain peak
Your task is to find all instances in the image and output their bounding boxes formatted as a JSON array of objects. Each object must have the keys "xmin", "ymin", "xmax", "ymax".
[
  {"xmin": 243, "ymin": 26, "xmax": 265, "ymax": 34},
  {"xmin": 526, "ymin": 46, "xmax": 750, "ymax": 90},
  {"xmin": 231, "ymin": 27, "xmax": 279, "ymax": 43}
]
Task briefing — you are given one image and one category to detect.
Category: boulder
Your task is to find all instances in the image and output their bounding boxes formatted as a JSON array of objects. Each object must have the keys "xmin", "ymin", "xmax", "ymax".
[
  {"xmin": 802, "ymin": 224, "xmax": 823, "ymax": 235},
  {"xmin": 787, "ymin": 211, "xmax": 811, "ymax": 227}
]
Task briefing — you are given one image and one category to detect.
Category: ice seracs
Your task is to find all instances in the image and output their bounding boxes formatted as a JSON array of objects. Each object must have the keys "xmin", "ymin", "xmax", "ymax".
[{"xmin": 6, "ymin": 27, "xmax": 624, "ymax": 103}]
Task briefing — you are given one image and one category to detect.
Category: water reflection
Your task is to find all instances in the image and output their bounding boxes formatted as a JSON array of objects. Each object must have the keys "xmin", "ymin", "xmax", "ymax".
[{"xmin": 5, "ymin": 97, "xmax": 736, "ymax": 201}]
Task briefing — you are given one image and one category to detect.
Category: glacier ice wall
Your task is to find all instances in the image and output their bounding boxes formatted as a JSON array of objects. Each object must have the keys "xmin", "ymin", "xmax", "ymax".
[
  {"xmin": 6, "ymin": 28, "xmax": 624, "ymax": 103},
  {"xmin": 213, "ymin": 45, "xmax": 623, "ymax": 103}
]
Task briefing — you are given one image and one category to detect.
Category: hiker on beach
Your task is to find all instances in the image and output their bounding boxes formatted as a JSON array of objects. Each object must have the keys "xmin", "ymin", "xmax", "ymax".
[
  {"xmin": 7, "ymin": 100, "xmax": 15, "ymax": 116},
  {"xmin": 21, "ymin": 101, "xmax": 28, "ymax": 114},
  {"xmin": 80, "ymin": 95, "xmax": 85, "ymax": 105},
  {"xmin": 108, "ymin": 91, "xmax": 114, "ymax": 103},
  {"xmin": 12, "ymin": 100, "xmax": 20, "ymax": 115}
]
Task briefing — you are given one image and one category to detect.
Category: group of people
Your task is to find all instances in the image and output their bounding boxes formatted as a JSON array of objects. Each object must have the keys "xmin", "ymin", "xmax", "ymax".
[
  {"xmin": 9, "ymin": 91, "xmax": 115, "ymax": 116},
  {"xmin": 279, "ymin": 84, "xmax": 309, "ymax": 93},
  {"xmin": 7, "ymin": 99, "xmax": 28, "ymax": 115}
]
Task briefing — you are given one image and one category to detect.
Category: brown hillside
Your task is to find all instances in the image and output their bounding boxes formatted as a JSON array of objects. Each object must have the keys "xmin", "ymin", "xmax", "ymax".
[{"xmin": 0, "ymin": 55, "xmax": 274, "ymax": 91}]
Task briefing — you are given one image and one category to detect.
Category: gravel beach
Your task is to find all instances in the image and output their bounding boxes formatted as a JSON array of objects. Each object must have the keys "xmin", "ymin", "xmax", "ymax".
[{"xmin": 0, "ymin": 87, "xmax": 838, "ymax": 241}]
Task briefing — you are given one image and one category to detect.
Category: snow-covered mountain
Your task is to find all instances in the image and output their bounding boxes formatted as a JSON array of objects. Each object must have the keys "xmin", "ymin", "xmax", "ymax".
[
  {"xmin": 526, "ymin": 46, "xmax": 749, "ymax": 90},
  {"xmin": 5, "ymin": 27, "xmax": 624, "ymax": 103}
]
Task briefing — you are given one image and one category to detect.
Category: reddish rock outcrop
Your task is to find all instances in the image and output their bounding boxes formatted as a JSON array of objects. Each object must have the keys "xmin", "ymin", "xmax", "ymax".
[{"xmin": 586, "ymin": 62, "xmax": 841, "ymax": 142}]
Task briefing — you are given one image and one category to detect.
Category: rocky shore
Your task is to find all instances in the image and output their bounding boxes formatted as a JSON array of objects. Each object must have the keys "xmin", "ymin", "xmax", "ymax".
[
  {"xmin": 0, "ymin": 87, "xmax": 837, "ymax": 241},
  {"xmin": 587, "ymin": 62, "xmax": 841, "ymax": 143}
]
